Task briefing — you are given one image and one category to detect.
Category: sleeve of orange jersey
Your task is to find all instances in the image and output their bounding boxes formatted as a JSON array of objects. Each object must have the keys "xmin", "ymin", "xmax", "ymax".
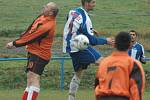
[
  {"xmin": 95, "ymin": 70, "xmax": 100, "ymax": 88},
  {"xmin": 13, "ymin": 22, "xmax": 52, "ymax": 47},
  {"xmin": 95, "ymin": 63, "xmax": 103, "ymax": 100},
  {"xmin": 129, "ymin": 61, "xmax": 145, "ymax": 100},
  {"xmin": 95, "ymin": 69, "xmax": 100, "ymax": 100}
]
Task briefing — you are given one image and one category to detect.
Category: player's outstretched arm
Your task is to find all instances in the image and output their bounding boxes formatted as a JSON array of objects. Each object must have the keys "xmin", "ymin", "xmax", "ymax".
[{"xmin": 129, "ymin": 61, "xmax": 145, "ymax": 100}]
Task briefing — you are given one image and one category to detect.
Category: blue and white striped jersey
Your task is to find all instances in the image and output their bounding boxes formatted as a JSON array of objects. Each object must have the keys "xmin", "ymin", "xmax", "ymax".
[
  {"xmin": 63, "ymin": 7, "xmax": 107, "ymax": 53},
  {"xmin": 128, "ymin": 42, "xmax": 145, "ymax": 60}
]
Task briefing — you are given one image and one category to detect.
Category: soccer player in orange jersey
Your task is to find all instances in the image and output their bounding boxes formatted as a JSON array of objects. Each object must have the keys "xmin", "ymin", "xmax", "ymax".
[
  {"xmin": 6, "ymin": 2, "xmax": 59, "ymax": 100},
  {"xmin": 95, "ymin": 32, "xmax": 145, "ymax": 100}
]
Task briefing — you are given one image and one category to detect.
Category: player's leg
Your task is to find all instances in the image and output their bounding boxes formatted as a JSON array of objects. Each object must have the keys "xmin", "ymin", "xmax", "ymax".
[
  {"xmin": 22, "ymin": 86, "xmax": 29, "ymax": 100},
  {"xmin": 22, "ymin": 54, "xmax": 31, "ymax": 100},
  {"xmin": 22, "ymin": 53, "xmax": 48, "ymax": 100},
  {"xmin": 27, "ymin": 71, "xmax": 40, "ymax": 100},
  {"xmin": 68, "ymin": 68, "xmax": 83, "ymax": 100},
  {"xmin": 68, "ymin": 47, "xmax": 101, "ymax": 100},
  {"xmin": 22, "ymin": 72, "xmax": 40, "ymax": 100},
  {"xmin": 22, "ymin": 70, "xmax": 38, "ymax": 100}
]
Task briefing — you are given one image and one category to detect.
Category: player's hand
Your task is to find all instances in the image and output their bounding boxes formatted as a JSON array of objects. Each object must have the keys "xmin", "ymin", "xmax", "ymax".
[
  {"xmin": 6, "ymin": 42, "xmax": 14, "ymax": 49},
  {"xmin": 106, "ymin": 37, "xmax": 115, "ymax": 46},
  {"xmin": 140, "ymin": 57, "xmax": 146, "ymax": 64}
]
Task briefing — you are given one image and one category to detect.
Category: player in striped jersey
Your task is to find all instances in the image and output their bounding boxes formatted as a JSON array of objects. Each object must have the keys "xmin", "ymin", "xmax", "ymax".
[
  {"xmin": 63, "ymin": 0, "xmax": 114, "ymax": 100},
  {"xmin": 128, "ymin": 30, "xmax": 146, "ymax": 64}
]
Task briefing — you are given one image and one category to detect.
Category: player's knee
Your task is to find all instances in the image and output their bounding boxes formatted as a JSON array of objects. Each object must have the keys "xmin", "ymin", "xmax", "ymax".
[
  {"xmin": 71, "ymin": 74, "xmax": 80, "ymax": 84},
  {"xmin": 27, "ymin": 72, "xmax": 40, "ymax": 83}
]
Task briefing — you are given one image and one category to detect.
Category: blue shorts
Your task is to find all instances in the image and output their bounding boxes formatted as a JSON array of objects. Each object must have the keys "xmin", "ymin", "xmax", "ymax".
[{"xmin": 69, "ymin": 47, "xmax": 101, "ymax": 72}]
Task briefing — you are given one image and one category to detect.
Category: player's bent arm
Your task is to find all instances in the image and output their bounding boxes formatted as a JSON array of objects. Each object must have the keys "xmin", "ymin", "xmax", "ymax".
[
  {"xmin": 13, "ymin": 22, "xmax": 51, "ymax": 47},
  {"xmin": 13, "ymin": 32, "xmax": 48, "ymax": 47},
  {"xmin": 95, "ymin": 70, "xmax": 100, "ymax": 88},
  {"xmin": 140, "ymin": 45, "xmax": 146, "ymax": 64},
  {"xmin": 94, "ymin": 69, "xmax": 102, "ymax": 100},
  {"xmin": 129, "ymin": 61, "xmax": 145, "ymax": 100}
]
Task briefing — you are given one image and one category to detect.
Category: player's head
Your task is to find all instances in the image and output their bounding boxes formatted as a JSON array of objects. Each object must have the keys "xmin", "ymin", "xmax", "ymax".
[
  {"xmin": 129, "ymin": 30, "xmax": 138, "ymax": 43},
  {"xmin": 115, "ymin": 31, "xmax": 131, "ymax": 51},
  {"xmin": 81, "ymin": 0, "xmax": 96, "ymax": 11},
  {"xmin": 41, "ymin": 2, "xmax": 59, "ymax": 17}
]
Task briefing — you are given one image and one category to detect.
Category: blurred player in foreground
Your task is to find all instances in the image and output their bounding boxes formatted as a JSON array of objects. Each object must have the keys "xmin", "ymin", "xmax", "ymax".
[
  {"xmin": 128, "ymin": 30, "xmax": 146, "ymax": 64},
  {"xmin": 63, "ymin": 0, "xmax": 114, "ymax": 100},
  {"xmin": 6, "ymin": 2, "xmax": 59, "ymax": 100},
  {"xmin": 95, "ymin": 32, "xmax": 145, "ymax": 100}
]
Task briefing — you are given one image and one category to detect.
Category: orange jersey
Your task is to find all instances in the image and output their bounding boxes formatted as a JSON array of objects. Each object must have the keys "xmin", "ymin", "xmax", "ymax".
[
  {"xmin": 13, "ymin": 15, "xmax": 56, "ymax": 60},
  {"xmin": 95, "ymin": 51, "xmax": 145, "ymax": 100}
]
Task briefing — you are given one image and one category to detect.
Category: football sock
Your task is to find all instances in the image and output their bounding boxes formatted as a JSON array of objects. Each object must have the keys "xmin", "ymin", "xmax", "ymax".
[
  {"xmin": 68, "ymin": 74, "xmax": 80, "ymax": 100},
  {"xmin": 27, "ymin": 86, "xmax": 40, "ymax": 100},
  {"xmin": 22, "ymin": 87, "xmax": 29, "ymax": 100}
]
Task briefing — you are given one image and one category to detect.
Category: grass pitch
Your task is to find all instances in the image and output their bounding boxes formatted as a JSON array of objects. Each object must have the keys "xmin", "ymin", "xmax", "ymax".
[{"xmin": 0, "ymin": 89, "xmax": 149, "ymax": 100}]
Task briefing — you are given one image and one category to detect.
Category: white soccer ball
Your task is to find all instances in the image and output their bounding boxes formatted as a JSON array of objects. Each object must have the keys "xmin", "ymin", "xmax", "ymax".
[{"xmin": 72, "ymin": 34, "xmax": 89, "ymax": 50}]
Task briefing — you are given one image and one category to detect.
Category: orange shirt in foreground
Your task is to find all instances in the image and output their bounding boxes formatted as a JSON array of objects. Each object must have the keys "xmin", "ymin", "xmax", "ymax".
[{"xmin": 95, "ymin": 51, "xmax": 145, "ymax": 100}]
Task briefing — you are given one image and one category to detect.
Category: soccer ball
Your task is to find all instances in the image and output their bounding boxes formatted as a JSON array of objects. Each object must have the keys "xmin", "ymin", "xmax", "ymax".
[{"xmin": 71, "ymin": 34, "xmax": 89, "ymax": 50}]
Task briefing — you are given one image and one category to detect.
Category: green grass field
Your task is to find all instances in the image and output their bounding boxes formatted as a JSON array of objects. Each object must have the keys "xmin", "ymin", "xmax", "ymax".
[{"xmin": 0, "ymin": 89, "xmax": 149, "ymax": 100}]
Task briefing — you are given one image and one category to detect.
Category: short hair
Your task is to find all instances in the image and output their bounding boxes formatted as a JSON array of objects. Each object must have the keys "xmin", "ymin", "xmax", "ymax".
[
  {"xmin": 115, "ymin": 32, "xmax": 131, "ymax": 51},
  {"xmin": 52, "ymin": 8, "xmax": 59, "ymax": 17},
  {"xmin": 81, "ymin": 0, "xmax": 93, "ymax": 6},
  {"xmin": 129, "ymin": 30, "xmax": 138, "ymax": 36}
]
